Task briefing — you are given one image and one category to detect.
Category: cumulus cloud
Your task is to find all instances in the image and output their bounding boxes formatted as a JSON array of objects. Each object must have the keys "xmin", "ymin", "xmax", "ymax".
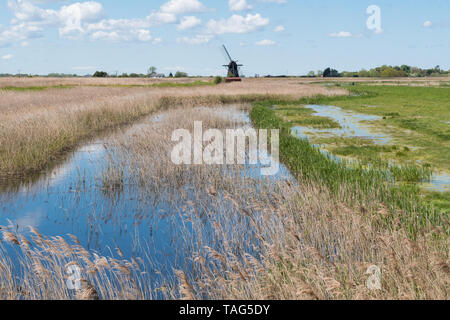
[
  {"xmin": 229, "ymin": 0, "xmax": 252, "ymax": 11},
  {"xmin": 0, "ymin": 0, "xmax": 269, "ymax": 47},
  {"xmin": 255, "ymin": 39, "xmax": 275, "ymax": 46},
  {"xmin": 160, "ymin": 0, "xmax": 207, "ymax": 15},
  {"xmin": 274, "ymin": 25, "xmax": 285, "ymax": 32},
  {"xmin": 177, "ymin": 16, "xmax": 201, "ymax": 30},
  {"xmin": 1, "ymin": 0, "xmax": 106, "ymax": 43},
  {"xmin": 1, "ymin": 0, "xmax": 207, "ymax": 45},
  {"xmin": 1, "ymin": 0, "xmax": 178, "ymax": 44},
  {"xmin": 177, "ymin": 34, "xmax": 212, "ymax": 45},
  {"xmin": 206, "ymin": 14, "xmax": 269, "ymax": 34},
  {"xmin": 423, "ymin": 21, "xmax": 432, "ymax": 28},
  {"xmin": 2, "ymin": 54, "xmax": 14, "ymax": 59}
]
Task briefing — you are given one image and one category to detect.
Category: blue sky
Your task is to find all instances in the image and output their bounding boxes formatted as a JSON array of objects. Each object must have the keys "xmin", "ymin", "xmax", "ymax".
[{"xmin": 0, "ymin": 0, "xmax": 449, "ymax": 76}]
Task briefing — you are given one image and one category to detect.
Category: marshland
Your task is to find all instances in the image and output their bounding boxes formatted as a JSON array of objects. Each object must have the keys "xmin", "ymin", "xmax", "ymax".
[{"xmin": 0, "ymin": 77, "xmax": 448, "ymax": 300}]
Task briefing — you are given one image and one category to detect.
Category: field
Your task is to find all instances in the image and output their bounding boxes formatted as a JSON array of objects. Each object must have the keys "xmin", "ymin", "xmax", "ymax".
[
  {"xmin": 270, "ymin": 84, "xmax": 450, "ymax": 211},
  {"xmin": 0, "ymin": 77, "xmax": 448, "ymax": 300}
]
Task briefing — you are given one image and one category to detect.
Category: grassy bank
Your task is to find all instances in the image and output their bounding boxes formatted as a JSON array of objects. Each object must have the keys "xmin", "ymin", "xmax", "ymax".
[
  {"xmin": 312, "ymin": 85, "xmax": 450, "ymax": 171},
  {"xmin": 250, "ymin": 100, "xmax": 447, "ymax": 237},
  {"xmin": 265, "ymin": 85, "xmax": 450, "ymax": 212}
]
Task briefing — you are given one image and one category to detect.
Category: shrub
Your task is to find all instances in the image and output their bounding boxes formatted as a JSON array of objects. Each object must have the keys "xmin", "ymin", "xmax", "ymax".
[
  {"xmin": 93, "ymin": 71, "xmax": 108, "ymax": 78},
  {"xmin": 174, "ymin": 71, "xmax": 188, "ymax": 78}
]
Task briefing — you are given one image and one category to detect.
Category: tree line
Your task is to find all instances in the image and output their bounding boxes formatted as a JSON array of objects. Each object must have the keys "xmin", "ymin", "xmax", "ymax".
[{"xmin": 306, "ymin": 65, "xmax": 450, "ymax": 78}]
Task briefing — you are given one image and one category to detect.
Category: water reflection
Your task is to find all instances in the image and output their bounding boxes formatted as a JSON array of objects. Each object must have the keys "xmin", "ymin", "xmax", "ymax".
[
  {"xmin": 0, "ymin": 107, "xmax": 293, "ymax": 291},
  {"xmin": 291, "ymin": 105, "xmax": 449, "ymax": 192},
  {"xmin": 292, "ymin": 105, "xmax": 391, "ymax": 144}
]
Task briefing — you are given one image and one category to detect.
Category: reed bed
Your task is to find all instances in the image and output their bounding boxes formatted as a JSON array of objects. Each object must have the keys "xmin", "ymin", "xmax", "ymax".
[
  {"xmin": 0, "ymin": 79, "xmax": 342, "ymax": 177},
  {"xmin": 109, "ymin": 106, "xmax": 448, "ymax": 300},
  {"xmin": 250, "ymin": 102, "xmax": 448, "ymax": 237},
  {"xmin": 0, "ymin": 81, "xmax": 447, "ymax": 300},
  {"xmin": 0, "ymin": 105, "xmax": 436, "ymax": 300}
]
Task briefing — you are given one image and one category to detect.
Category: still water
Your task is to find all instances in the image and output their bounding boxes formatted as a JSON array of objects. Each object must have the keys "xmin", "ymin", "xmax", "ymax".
[
  {"xmin": 291, "ymin": 105, "xmax": 449, "ymax": 192},
  {"xmin": 0, "ymin": 108, "xmax": 292, "ymax": 288}
]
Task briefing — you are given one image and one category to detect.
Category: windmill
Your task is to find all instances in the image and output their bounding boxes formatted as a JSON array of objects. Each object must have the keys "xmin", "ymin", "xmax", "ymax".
[{"xmin": 222, "ymin": 45, "xmax": 243, "ymax": 82}]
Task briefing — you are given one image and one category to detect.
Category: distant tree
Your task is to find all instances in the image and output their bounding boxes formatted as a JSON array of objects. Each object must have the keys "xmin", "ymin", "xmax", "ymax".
[
  {"xmin": 168, "ymin": 72, "xmax": 174, "ymax": 78},
  {"xmin": 93, "ymin": 71, "xmax": 108, "ymax": 77},
  {"xmin": 380, "ymin": 67, "xmax": 407, "ymax": 77},
  {"xmin": 147, "ymin": 66, "xmax": 157, "ymax": 77},
  {"xmin": 323, "ymin": 67, "xmax": 340, "ymax": 77},
  {"xmin": 307, "ymin": 71, "xmax": 315, "ymax": 77},
  {"xmin": 400, "ymin": 65, "xmax": 411, "ymax": 75},
  {"xmin": 174, "ymin": 71, "xmax": 188, "ymax": 78},
  {"xmin": 358, "ymin": 69, "xmax": 370, "ymax": 77}
]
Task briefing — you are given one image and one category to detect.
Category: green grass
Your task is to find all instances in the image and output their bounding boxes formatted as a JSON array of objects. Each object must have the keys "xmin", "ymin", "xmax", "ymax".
[
  {"xmin": 250, "ymin": 99, "xmax": 448, "ymax": 238},
  {"xmin": 317, "ymin": 85, "xmax": 450, "ymax": 172},
  {"xmin": 423, "ymin": 191, "xmax": 450, "ymax": 212},
  {"xmin": 269, "ymin": 85, "xmax": 449, "ymax": 212},
  {"xmin": 276, "ymin": 106, "xmax": 341, "ymax": 129}
]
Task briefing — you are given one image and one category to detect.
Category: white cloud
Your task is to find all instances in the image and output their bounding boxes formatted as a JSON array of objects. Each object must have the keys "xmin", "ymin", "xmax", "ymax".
[
  {"xmin": 229, "ymin": 0, "xmax": 252, "ymax": 12},
  {"xmin": 58, "ymin": 2, "xmax": 105, "ymax": 38},
  {"xmin": 206, "ymin": 14, "xmax": 269, "ymax": 34},
  {"xmin": 0, "ymin": 0, "xmax": 266, "ymax": 47},
  {"xmin": 177, "ymin": 16, "xmax": 201, "ymax": 30},
  {"xmin": 274, "ymin": 25, "xmax": 285, "ymax": 32},
  {"xmin": 2, "ymin": 1, "xmax": 170, "ymax": 44},
  {"xmin": 1, "ymin": 0, "xmax": 105, "ymax": 43},
  {"xmin": 329, "ymin": 31, "xmax": 353, "ymax": 38},
  {"xmin": 160, "ymin": 0, "xmax": 207, "ymax": 15},
  {"xmin": 255, "ymin": 39, "xmax": 275, "ymax": 46},
  {"xmin": 2, "ymin": 54, "xmax": 14, "ymax": 59},
  {"xmin": 177, "ymin": 34, "xmax": 212, "ymax": 45},
  {"xmin": 90, "ymin": 29, "xmax": 159, "ymax": 43},
  {"xmin": 424, "ymin": 21, "xmax": 432, "ymax": 28}
]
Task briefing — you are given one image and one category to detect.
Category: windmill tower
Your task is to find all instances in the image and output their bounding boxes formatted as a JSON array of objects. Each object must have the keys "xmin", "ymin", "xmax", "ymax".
[{"xmin": 222, "ymin": 45, "xmax": 243, "ymax": 82}]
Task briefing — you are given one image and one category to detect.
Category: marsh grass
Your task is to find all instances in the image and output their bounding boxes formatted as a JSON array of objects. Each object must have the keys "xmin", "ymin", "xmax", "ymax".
[
  {"xmin": 0, "ymin": 85, "xmax": 75, "ymax": 91},
  {"xmin": 0, "ymin": 79, "xmax": 341, "ymax": 178},
  {"xmin": 265, "ymin": 85, "xmax": 450, "ymax": 212},
  {"xmin": 97, "ymin": 105, "xmax": 448, "ymax": 300},
  {"xmin": 0, "ymin": 227, "xmax": 153, "ymax": 300},
  {"xmin": 0, "ymin": 104, "xmax": 448, "ymax": 300},
  {"xmin": 1, "ymin": 80, "xmax": 447, "ymax": 300},
  {"xmin": 314, "ymin": 85, "xmax": 450, "ymax": 172},
  {"xmin": 250, "ymin": 102, "xmax": 446, "ymax": 237},
  {"xmin": 277, "ymin": 106, "xmax": 341, "ymax": 129}
]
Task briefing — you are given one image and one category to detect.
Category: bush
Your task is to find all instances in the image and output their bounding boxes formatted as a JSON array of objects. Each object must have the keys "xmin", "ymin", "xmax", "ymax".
[
  {"xmin": 93, "ymin": 71, "xmax": 108, "ymax": 78},
  {"xmin": 214, "ymin": 76, "xmax": 223, "ymax": 84},
  {"xmin": 174, "ymin": 71, "xmax": 188, "ymax": 78}
]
